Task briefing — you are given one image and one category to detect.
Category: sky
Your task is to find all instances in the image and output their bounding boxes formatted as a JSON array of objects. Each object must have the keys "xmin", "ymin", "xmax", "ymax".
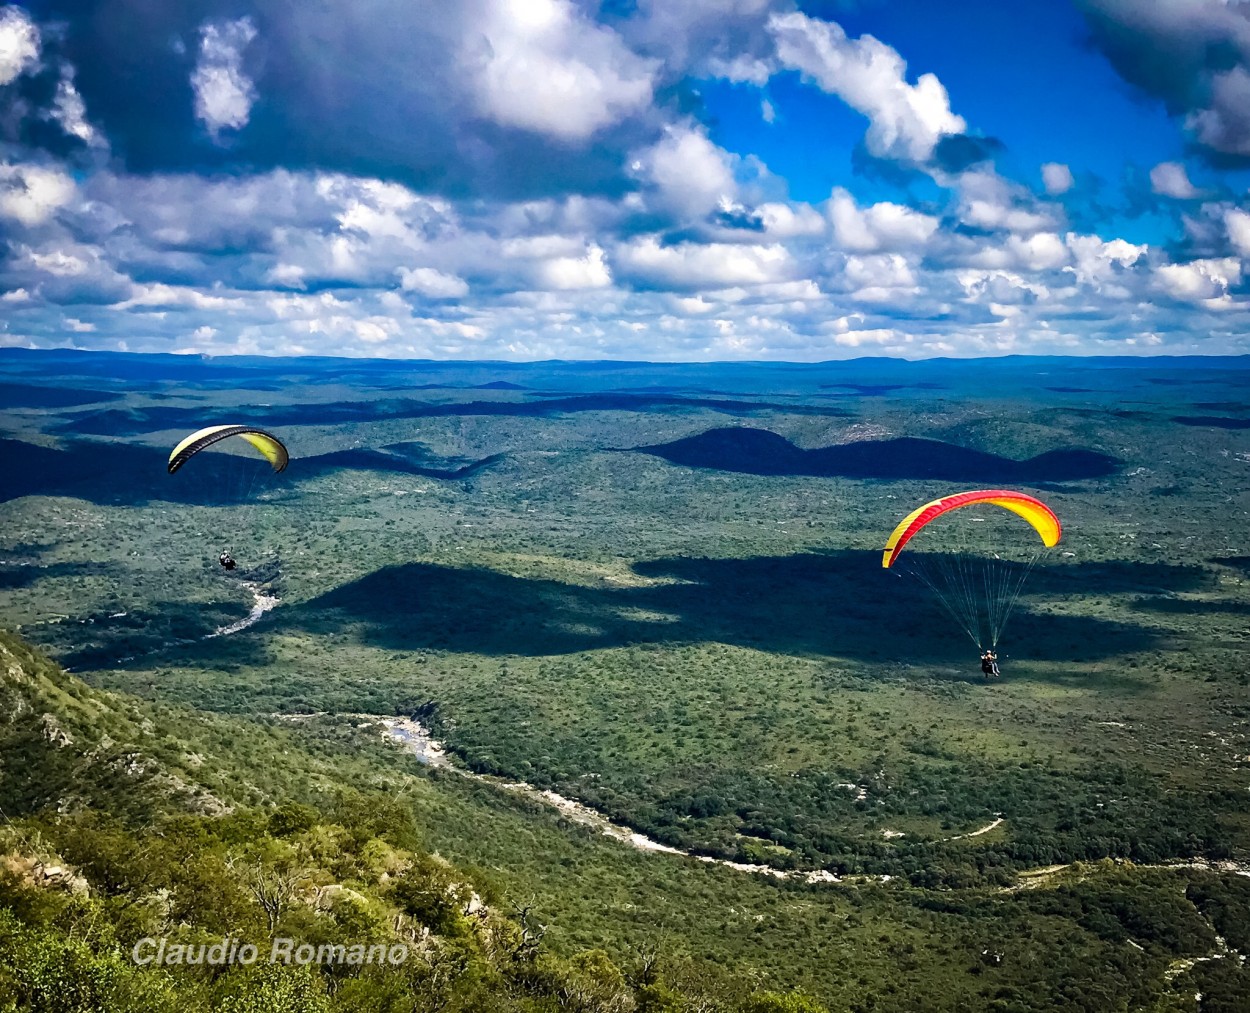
[{"xmin": 4, "ymin": 0, "xmax": 1250, "ymax": 361}]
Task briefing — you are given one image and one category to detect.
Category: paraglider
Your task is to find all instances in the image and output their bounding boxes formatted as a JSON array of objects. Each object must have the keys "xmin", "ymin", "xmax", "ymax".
[
  {"xmin": 167, "ymin": 425, "xmax": 289, "ymax": 572},
  {"xmin": 883, "ymin": 489, "xmax": 1061, "ymax": 671},
  {"xmin": 167, "ymin": 425, "xmax": 289, "ymax": 476}
]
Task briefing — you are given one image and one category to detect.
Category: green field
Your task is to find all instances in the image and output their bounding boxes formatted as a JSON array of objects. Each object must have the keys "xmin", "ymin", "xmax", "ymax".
[{"xmin": 2, "ymin": 351, "xmax": 1250, "ymax": 1010}]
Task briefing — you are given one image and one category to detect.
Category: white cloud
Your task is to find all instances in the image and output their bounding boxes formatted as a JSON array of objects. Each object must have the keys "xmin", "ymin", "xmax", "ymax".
[
  {"xmin": 842, "ymin": 253, "xmax": 916, "ymax": 291},
  {"xmin": 533, "ymin": 244, "xmax": 611, "ymax": 289},
  {"xmin": 963, "ymin": 201, "xmax": 1053, "ymax": 234},
  {"xmin": 614, "ymin": 237, "xmax": 791, "ymax": 289},
  {"xmin": 398, "ymin": 266, "xmax": 470, "ymax": 299},
  {"xmin": 1155, "ymin": 257, "xmax": 1241, "ymax": 302},
  {"xmin": 501, "ymin": 234, "xmax": 585, "ymax": 259},
  {"xmin": 118, "ymin": 282, "xmax": 237, "ymax": 310},
  {"xmin": 1006, "ymin": 232, "xmax": 1069, "ymax": 272},
  {"xmin": 953, "ymin": 169, "xmax": 1061, "ymax": 236},
  {"xmin": 956, "ymin": 269, "xmax": 1048, "ymax": 305},
  {"xmin": 353, "ymin": 319, "xmax": 394, "ymax": 343},
  {"xmin": 463, "ymin": 0, "xmax": 655, "ymax": 140},
  {"xmin": 704, "ymin": 52, "xmax": 774, "ymax": 85},
  {"xmin": 756, "ymin": 201, "xmax": 826, "ymax": 239},
  {"xmin": 8, "ymin": 117, "xmax": 1250, "ymax": 360},
  {"xmin": 1065, "ymin": 233, "xmax": 1145, "ymax": 287},
  {"xmin": 192, "ymin": 17, "xmax": 259, "ymax": 139},
  {"xmin": 51, "ymin": 68, "xmax": 101, "ymax": 146},
  {"xmin": 0, "ymin": 164, "xmax": 77, "ymax": 226},
  {"xmin": 24, "ymin": 249, "xmax": 87, "ymax": 276},
  {"xmin": 768, "ymin": 10, "xmax": 964, "ymax": 163},
  {"xmin": 0, "ymin": 5, "xmax": 39, "ymax": 86},
  {"xmin": 617, "ymin": 0, "xmax": 779, "ymax": 85},
  {"xmin": 832, "ymin": 326, "xmax": 906, "ymax": 348},
  {"xmin": 828, "ymin": 188, "xmax": 938, "ymax": 252},
  {"xmin": 266, "ymin": 263, "xmax": 307, "ymax": 288},
  {"xmin": 632, "ymin": 125, "xmax": 739, "ymax": 219},
  {"xmin": 1041, "ymin": 162, "xmax": 1073, "ymax": 195},
  {"xmin": 337, "ymin": 181, "xmax": 421, "ymax": 239},
  {"xmin": 1225, "ymin": 207, "xmax": 1250, "ymax": 258},
  {"xmin": 1150, "ymin": 161, "xmax": 1200, "ymax": 199},
  {"xmin": 761, "ymin": 98, "xmax": 776, "ymax": 123},
  {"xmin": 669, "ymin": 294, "xmax": 717, "ymax": 315}
]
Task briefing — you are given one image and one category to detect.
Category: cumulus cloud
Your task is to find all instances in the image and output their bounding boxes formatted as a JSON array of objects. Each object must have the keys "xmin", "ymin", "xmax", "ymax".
[
  {"xmin": 755, "ymin": 201, "xmax": 826, "ymax": 239},
  {"xmin": 1041, "ymin": 162, "xmax": 1074, "ymax": 195},
  {"xmin": 191, "ymin": 17, "xmax": 259, "ymax": 139},
  {"xmin": 1002, "ymin": 232, "xmax": 1069, "ymax": 272},
  {"xmin": 532, "ymin": 244, "xmax": 612, "ymax": 290},
  {"xmin": 616, "ymin": 0, "xmax": 779, "ymax": 84},
  {"xmin": 956, "ymin": 269, "xmax": 1047, "ymax": 307},
  {"xmin": 0, "ymin": 5, "xmax": 39, "ymax": 86},
  {"xmin": 398, "ymin": 266, "xmax": 470, "ymax": 299},
  {"xmin": 1150, "ymin": 161, "xmax": 1200, "ymax": 199},
  {"xmin": 768, "ymin": 10, "xmax": 965, "ymax": 163},
  {"xmin": 6, "ymin": 149, "xmax": 1241, "ymax": 359},
  {"xmin": 836, "ymin": 252, "xmax": 919, "ymax": 304},
  {"xmin": 1226, "ymin": 207, "xmax": 1250, "ymax": 258},
  {"xmin": 1155, "ymin": 256, "xmax": 1242, "ymax": 302},
  {"xmin": 463, "ymin": 0, "xmax": 655, "ymax": 140},
  {"xmin": 39, "ymin": 1, "xmax": 670, "ymax": 199},
  {"xmin": 631, "ymin": 125, "xmax": 739, "ymax": 219},
  {"xmin": 1064, "ymin": 233, "xmax": 1145, "ymax": 287},
  {"xmin": 7, "ymin": 2, "xmax": 1250, "ymax": 359},
  {"xmin": 827, "ymin": 188, "xmax": 937, "ymax": 252},
  {"xmin": 953, "ymin": 169, "xmax": 1062, "ymax": 236},
  {"xmin": 0, "ymin": 163, "xmax": 76, "ymax": 226},
  {"xmin": 614, "ymin": 237, "xmax": 792, "ymax": 289},
  {"xmin": 1078, "ymin": 0, "xmax": 1250, "ymax": 160},
  {"xmin": 830, "ymin": 325, "xmax": 908, "ymax": 349}
]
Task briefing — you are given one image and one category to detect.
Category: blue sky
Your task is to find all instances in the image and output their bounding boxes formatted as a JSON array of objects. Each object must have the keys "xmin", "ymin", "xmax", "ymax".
[{"xmin": 3, "ymin": 0, "xmax": 1250, "ymax": 360}]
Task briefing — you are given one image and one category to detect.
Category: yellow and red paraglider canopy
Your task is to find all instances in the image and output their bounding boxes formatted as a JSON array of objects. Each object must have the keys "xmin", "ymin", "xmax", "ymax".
[{"xmin": 882, "ymin": 489, "xmax": 1060, "ymax": 568}]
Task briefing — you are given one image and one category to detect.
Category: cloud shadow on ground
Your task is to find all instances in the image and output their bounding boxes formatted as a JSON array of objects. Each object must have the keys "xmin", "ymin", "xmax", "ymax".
[{"xmin": 630, "ymin": 428, "xmax": 1118, "ymax": 482}]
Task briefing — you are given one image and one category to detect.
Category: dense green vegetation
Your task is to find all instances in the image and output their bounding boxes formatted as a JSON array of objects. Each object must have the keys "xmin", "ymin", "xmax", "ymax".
[
  {"xmin": 3, "ymin": 351, "xmax": 1250, "ymax": 1009},
  {"xmin": 1, "ymin": 630, "xmax": 842, "ymax": 1011}
]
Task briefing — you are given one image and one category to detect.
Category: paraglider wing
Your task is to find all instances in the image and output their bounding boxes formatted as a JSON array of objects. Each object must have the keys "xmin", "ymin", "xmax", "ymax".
[
  {"xmin": 167, "ymin": 425, "xmax": 289, "ymax": 475},
  {"xmin": 882, "ymin": 489, "xmax": 1060, "ymax": 569}
]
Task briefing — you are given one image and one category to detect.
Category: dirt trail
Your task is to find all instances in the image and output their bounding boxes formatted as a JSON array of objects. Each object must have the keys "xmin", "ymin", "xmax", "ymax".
[
  {"xmin": 207, "ymin": 582, "xmax": 278, "ymax": 638},
  {"xmin": 300, "ymin": 717, "xmax": 1250, "ymax": 891},
  {"xmin": 1002, "ymin": 857, "xmax": 1250, "ymax": 894},
  {"xmin": 944, "ymin": 816, "xmax": 1004, "ymax": 841},
  {"xmin": 367, "ymin": 718, "xmax": 907, "ymax": 884}
]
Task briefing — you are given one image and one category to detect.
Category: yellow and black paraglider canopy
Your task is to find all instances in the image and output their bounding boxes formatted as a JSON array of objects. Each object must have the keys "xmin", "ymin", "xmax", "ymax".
[{"xmin": 167, "ymin": 425, "xmax": 289, "ymax": 475}]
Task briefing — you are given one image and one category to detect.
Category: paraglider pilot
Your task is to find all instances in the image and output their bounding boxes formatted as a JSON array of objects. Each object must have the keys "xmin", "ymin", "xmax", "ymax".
[
  {"xmin": 980, "ymin": 650, "xmax": 999, "ymax": 679},
  {"xmin": 219, "ymin": 550, "xmax": 237, "ymax": 571}
]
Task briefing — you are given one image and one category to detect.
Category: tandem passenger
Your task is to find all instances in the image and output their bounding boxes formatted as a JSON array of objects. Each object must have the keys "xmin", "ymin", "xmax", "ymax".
[{"xmin": 979, "ymin": 650, "xmax": 1000, "ymax": 679}]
